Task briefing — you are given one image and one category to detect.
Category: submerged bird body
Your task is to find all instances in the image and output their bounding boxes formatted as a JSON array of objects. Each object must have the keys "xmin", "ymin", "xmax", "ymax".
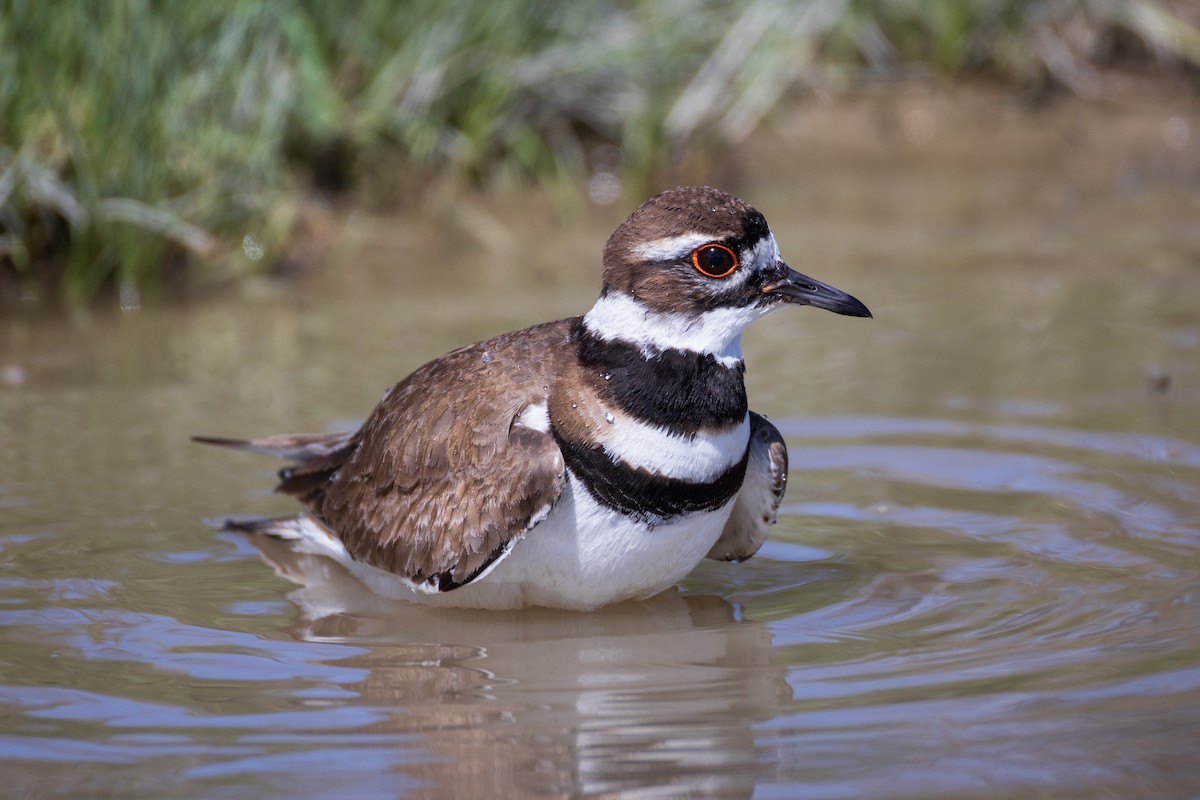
[{"xmin": 198, "ymin": 187, "xmax": 870, "ymax": 610}]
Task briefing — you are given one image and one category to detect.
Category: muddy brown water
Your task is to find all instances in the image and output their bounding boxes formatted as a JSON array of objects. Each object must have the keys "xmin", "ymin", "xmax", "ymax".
[{"xmin": 2, "ymin": 91, "xmax": 1199, "ymax": 797}]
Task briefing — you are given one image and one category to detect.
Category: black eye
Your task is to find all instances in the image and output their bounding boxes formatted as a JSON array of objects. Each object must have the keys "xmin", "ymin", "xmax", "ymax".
[{"xmin": 691, "ymin": 244, "xmax": 738, "ymax": 278}]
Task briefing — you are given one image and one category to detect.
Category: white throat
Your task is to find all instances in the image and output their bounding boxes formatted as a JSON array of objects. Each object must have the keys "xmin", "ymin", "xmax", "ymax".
[{"xmin": 582, "ymin": 291, "xmax": 766, "ymax": 366}]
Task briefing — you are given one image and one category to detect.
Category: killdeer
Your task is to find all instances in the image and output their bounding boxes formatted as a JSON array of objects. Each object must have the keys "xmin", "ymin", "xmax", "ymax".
[{"xmin": 196, "ymin": 186, "xmax": 870, "ymax": 610}]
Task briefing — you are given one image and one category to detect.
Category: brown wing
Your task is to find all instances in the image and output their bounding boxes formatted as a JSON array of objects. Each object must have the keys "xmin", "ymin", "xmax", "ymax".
[
  {"xmin": 706, "ymin": 411, "xmax": 787, "ymax": 562},
  {"xmin": 282, "ymin": 320, "xmax": 571, "ymax": 591}
]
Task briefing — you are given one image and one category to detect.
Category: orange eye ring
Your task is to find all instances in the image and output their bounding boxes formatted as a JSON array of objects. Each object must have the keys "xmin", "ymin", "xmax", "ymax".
[{"xmin": 691, "ymin": 243, "xmax": 739, "ymax": 278}]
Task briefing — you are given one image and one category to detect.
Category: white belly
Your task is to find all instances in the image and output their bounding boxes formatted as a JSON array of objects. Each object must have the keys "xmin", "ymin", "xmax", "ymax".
[
  {"xmin": 467, "ymin": 472, "xmax": 737, "ymax": 609},
  {"xmin": 291, "ymin": 472, "xmax": 736, "ymax": 611}
]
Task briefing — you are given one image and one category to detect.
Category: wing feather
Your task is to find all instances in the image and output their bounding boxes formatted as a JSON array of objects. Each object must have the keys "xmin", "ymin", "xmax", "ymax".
[
  {"xmin": 296, "ymin": 321, "xmax": 571, "ymax": 589},
  {"xmin": 706, "ymin": 411, "xmax": 787, "ymax": 562}
]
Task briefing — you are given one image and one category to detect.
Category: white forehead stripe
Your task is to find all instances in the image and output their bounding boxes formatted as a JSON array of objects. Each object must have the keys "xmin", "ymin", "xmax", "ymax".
[
  {"xmin": 632, "ymin": 233, "xmax": 714, "ymax": 262},
  {"xmin": 749, "ymin": 234, "xmax": 780, "ymax": 267},
  {"xmin": 583, "ymin": 292, "xmax": 767, "ymax": 366},
  {"xmin": 634, "ymin": 231, "xmax": 780, "ymax": 270}
]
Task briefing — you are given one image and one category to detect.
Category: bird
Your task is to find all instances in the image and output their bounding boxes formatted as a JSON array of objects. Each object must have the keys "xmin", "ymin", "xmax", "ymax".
[{"xmin": 195, "ymin": 186, "xmax": 871, "ymax": 610}]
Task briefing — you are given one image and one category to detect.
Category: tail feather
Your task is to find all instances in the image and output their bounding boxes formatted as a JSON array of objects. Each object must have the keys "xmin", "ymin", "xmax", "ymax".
[
  {"xmin": 191, "ymin": 431, "xmax": 356, "ymax": 462},
  {"xmin": 194, "ymin": 430, "xmax": 357, "ymax": 514},
  {"xmin": 207, "ymin": 514, "xmax": 350, "ymax": 565},
  {"xmin": 276, "ymin": 460, "xmax": 342, "ymax": 505},
  {"xmin": 202, "ymin": 515, "xmax": 305, "ymax": 539}
]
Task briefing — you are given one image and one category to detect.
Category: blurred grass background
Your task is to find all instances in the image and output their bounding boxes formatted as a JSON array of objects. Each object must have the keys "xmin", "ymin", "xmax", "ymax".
[{"xmin": 1, "ymin": 0, "xmax": 1198, "ymax": 305}]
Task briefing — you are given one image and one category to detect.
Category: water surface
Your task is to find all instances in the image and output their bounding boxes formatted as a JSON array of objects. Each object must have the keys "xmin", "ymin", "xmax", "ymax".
[{"xmin": 2, "ymin": 92, "xmax": 1199, "ymax": 797}]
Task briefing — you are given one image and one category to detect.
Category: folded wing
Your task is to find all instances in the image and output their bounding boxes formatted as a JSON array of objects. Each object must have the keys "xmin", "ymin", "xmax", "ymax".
[
  {"xmin": 706, "ymin": 411, "xmax": 787, "ymax": 562},
  {"xmin": 198, "ymin": 321, "xmax": 571, "ymax": 592}
]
